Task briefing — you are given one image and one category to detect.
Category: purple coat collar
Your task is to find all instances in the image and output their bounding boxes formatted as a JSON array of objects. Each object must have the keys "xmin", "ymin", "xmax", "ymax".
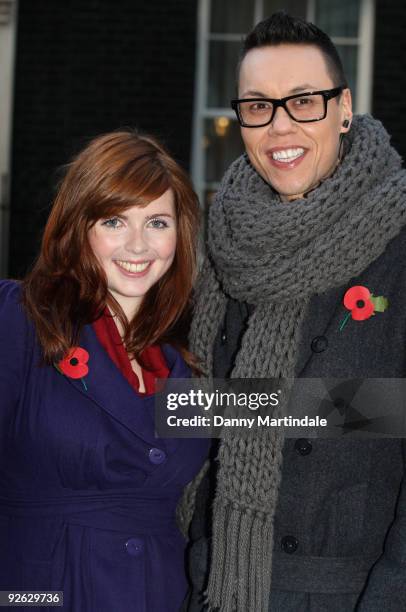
[{"xmin": 59, "ymin": 323, "xmax": 189, "ymax": 446}]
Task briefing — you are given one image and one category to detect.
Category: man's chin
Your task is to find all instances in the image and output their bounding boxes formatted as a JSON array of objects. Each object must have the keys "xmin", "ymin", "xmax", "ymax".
[{"xmin": 273, "ymin": 183, "xmax": 310, "ymax": 202}]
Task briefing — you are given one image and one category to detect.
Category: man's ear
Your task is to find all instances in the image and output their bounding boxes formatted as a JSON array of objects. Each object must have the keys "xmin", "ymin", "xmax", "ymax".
[{"xmin": 340, "ymin": 88, "xmax": 353, "ymax": 133}]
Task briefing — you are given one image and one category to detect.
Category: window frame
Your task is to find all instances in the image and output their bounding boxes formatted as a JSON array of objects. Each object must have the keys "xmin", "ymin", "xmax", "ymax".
[{"xmin": 0, "ymin": 0, "xmax": 18, "ymax": 276}]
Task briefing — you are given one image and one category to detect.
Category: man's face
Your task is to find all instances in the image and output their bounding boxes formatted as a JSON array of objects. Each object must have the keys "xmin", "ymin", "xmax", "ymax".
[{"xmin": 238, "ymin": 44, "xmax": 352, "ymax": 200}]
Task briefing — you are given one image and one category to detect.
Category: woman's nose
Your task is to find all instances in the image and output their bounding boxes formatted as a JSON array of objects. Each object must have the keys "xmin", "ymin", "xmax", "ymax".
[{"xmin": 125, "ymin": 227, "xmax": 148, "ymax": 254}]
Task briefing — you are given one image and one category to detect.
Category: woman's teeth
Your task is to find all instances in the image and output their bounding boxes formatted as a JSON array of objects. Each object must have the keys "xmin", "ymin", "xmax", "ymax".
[
  {"xmin": 116, "ymin": 261, "xmax": 150, "ymax": 273},
  {"xmin": 272, "ymin": 148, "xmax": 305, "ymax": 162}
]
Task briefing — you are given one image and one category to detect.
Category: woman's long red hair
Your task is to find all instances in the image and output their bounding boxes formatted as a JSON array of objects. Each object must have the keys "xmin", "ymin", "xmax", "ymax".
[{"xmin": 22, "ymin": 130, "xmax": 201, "ymax": 368}]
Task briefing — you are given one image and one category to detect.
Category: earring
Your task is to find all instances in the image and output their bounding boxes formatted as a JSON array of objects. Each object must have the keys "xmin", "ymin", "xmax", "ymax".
[
  {"xmin": 338, "ymin": 133, "xmax": 347, "ymax": 162},
  {"xmin": 342, "ymin": 119, "xmax": 350, "ymax": 128}
]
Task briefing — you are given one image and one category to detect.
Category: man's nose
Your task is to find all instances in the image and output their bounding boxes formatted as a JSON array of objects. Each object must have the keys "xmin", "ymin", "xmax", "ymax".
[
  {"xmin": 268, "ymin": 105, "xmax": 296, "ymax": 133},
  {"xmin": 125, "ymin": 227, "xmax": 148, "ymax": 253}
]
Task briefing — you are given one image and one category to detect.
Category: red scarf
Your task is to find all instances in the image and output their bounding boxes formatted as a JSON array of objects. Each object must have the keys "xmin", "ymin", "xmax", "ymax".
[{"xmin": 93, "ymin": 309, "xmax": 169, "ymax": 395}]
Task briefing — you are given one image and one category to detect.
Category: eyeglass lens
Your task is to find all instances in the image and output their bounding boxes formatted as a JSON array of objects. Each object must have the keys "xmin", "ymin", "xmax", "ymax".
[{"xmin": 238, "ymin": 94, "xmax": 326, "ymax": 125}]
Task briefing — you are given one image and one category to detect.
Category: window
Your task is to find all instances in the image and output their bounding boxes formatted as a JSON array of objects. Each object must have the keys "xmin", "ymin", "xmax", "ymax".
[{"xmin": 192, "ymin": 0, "xmax": 375, "ymax": 207}]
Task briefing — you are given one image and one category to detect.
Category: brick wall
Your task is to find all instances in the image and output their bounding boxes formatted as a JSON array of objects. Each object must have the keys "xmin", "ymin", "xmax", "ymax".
[
  {"xmin": 373, "ymin": 0, "xmax": 406, "ymax": 163},
  {"xmin": 9, "ymin": 0, "xmax": 197, "ymax": 277}
]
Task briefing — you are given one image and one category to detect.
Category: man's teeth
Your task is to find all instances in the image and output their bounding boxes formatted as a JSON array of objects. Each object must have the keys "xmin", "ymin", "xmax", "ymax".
[
  {"xmin": 272, "ymin": 148, "xmax": 305, "ymax": 162},
  {"xmin": 116, "ymin": 261, "xmax": 150, "ymax": 273}
]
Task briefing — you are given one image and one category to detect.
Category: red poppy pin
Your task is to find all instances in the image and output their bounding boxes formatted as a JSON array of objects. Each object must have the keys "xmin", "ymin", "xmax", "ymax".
[
  {"xmin": 55, "ymin": 347, "xmax": 89, "ymax": 390},
  {"xmin": 340, "ymin": 285, "xmax": 388, "ymax": 331}
]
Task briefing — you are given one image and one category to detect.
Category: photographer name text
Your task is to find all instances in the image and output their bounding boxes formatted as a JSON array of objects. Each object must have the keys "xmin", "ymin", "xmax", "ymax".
[{"xmin": 166, "ymin": 415, "xmax": 327, "ymax": 429}]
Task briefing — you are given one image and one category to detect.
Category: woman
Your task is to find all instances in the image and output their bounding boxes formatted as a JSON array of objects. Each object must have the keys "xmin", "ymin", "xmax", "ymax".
[{"xmin": 0, "ymin": 131, "xmax": 208, "ymax": 611}]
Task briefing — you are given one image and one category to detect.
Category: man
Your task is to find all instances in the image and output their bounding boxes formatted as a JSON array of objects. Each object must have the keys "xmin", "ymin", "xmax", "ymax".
[{"xmin": 184, "ymin": 11, "xmax": 406, "ymax": 612}]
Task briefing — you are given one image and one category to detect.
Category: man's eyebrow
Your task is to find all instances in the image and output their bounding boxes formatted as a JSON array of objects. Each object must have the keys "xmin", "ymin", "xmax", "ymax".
[
  {"xmin": 239, "ymin": 90, "xmax": 269, "ymax": 98},
  {"xmin": 239, "ymin": 85, "xmax": 320, "ymax": 98},
  {"xmin": 288, "ymin": 84, "xmax": 319, "ymax": 94}
]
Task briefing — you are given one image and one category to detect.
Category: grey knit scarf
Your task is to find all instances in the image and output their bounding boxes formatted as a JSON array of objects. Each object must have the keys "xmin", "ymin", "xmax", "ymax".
[{"xmin": 189, "ymin": 114, "xmax": 406, "ymax": 612}]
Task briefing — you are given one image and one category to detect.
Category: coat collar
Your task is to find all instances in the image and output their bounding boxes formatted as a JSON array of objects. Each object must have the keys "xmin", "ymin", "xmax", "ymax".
[{"xmin": 61, "ymin": 323, "xmax": 189, "ymax": 444}]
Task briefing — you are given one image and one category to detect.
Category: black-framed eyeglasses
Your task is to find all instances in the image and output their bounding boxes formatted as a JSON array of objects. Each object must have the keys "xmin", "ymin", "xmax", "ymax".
[{"xmin": 231, "ymin": 86, "xmax": 345, "ymax": 127}]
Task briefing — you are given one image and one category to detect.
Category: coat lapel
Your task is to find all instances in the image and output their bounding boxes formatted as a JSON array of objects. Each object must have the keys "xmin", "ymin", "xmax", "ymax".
[{"xmin": 60, "ymin": 324, "xmax": 188, "ymax": 444}]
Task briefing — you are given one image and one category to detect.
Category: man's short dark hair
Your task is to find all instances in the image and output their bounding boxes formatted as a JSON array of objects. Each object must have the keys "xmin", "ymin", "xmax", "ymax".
[{"xmin": 238, "ymin": 11, "xmax": 348, "ymax": 88}]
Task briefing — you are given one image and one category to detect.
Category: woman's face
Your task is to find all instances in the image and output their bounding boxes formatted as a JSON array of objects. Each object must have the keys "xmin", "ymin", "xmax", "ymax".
[{"xmin": 88, "ymin": 188, "xmax": 177, "ymax": 319}]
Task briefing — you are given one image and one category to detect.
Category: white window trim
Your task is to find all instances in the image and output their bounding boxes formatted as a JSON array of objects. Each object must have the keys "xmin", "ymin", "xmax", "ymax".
[
  {"xmin": 356, "ymin": 0, "xmax": 375, "ymax": 113},
  {"xmin": 191, "ymin": 0, "xmax": 210, "ymax": 200},
  {"xmin": 0, "ymin": 0, "xmax": 18, "ymax": 276}
]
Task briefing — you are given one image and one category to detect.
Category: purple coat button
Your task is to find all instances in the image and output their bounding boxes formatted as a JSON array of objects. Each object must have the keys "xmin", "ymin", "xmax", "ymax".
[
  {"xmin": 148, "ymin": 447, "xmax": 166, "ymax": 464},
  {"xmin": 125, "ymin": 537, "xmax": 144, "ymax": 556}
]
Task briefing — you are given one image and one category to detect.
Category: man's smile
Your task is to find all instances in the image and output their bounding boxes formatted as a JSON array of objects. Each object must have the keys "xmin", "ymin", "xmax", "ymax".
[{"xmin": 267, "ymin": 146, "xmax": 308, "ymax": 169}]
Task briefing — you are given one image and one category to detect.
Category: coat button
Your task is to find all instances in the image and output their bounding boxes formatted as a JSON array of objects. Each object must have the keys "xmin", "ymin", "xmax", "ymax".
[
  {"xmin": 281, "ymin": 535, "xmax": 298, "ymax": 554},
  {"xmin": 294, "ymin": 438, "xmax": 312, "ymax": 456},
  {"xmin": 311, "ymin": 335, "xmax": 328, "ymax": 353},
  {"xmin": 148, "ymin": 447, "xmax": 166, "ymax": 464},
  {"xmin": 125, "ymin": 537, "xmax": 144, "ymax": 556}
]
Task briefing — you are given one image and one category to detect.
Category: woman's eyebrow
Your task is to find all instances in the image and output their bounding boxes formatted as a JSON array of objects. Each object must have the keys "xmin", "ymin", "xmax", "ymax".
[{"xmin": 144, "ymin": 213, "xmax": 174, "ymax": 220}]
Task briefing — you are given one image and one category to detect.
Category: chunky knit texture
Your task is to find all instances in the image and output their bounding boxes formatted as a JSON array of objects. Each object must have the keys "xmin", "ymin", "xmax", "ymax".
[{"xmin": 188, "ymin": 114, "xmax": 406, "ymax": 611}]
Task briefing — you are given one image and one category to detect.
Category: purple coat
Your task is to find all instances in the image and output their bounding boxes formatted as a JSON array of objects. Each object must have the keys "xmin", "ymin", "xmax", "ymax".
[{"xmin": 0, "ymin": 280, "xmax": 208, "ymax": 611}]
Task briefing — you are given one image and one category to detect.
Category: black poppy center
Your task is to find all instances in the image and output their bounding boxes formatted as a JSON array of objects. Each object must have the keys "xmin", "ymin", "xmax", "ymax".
[
  {"xmin": 356, "ymin": 299, "xmax": 365, "ymax": 308},
  {"xmin": 70, "ymin": 357, "xmax": 79, "ymax": 366}
]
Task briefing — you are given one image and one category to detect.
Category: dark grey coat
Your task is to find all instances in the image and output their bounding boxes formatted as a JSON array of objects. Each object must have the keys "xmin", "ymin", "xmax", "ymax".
[{"xmin": 185, "ymin": 227, "xmax": 406, "ymax": 612}]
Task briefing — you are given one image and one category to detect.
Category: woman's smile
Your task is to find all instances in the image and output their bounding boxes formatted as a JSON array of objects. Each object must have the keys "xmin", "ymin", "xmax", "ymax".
[{"xmin": 114, "ymin": 259, "xmax": 152, "ymax": 276}]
